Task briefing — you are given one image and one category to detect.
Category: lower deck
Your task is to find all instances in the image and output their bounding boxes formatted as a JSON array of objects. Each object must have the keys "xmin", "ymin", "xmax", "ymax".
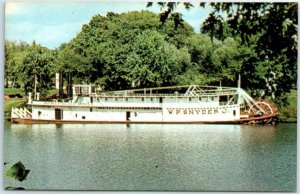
[
  {"xmin": 11, "ymin": 114, "xmax": 277, "ymax": 125},
  {"xmin": 30, "ymin": 103, "xmax": 241, "ymax": 123}
]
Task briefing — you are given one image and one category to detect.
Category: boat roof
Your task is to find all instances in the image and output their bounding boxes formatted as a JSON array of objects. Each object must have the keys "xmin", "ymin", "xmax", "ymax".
[
  {"xmin": 71, "ymin": 84, "xmax": 241, "ymax": 98},
  {"xmin": 94, "ymin": 85, "xmax": 240, "ymax": 97}
]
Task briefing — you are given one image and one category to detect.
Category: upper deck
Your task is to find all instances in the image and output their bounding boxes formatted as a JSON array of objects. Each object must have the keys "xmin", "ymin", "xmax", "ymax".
[
  {"xmin": 73, "ymin": 84, "xmax": 239, "ymax": 97},
  {"xmin": 30, "ymin": 85, "xmax": 242, "ymax": 108}
]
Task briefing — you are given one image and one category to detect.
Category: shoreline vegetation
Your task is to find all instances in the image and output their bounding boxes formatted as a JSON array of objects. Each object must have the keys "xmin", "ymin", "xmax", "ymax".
[
  {"xmin": 5, "ymin": 3, "xmax": 297, "ymax": 124},
  {"xmin": 4, "ymin": 87, "xmax": 297, "ymax": 123}
]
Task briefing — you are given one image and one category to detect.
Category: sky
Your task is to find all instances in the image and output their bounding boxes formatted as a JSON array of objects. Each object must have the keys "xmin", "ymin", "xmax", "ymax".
[{"xmin": 5, "ymin": 1, "xmax": 211, "ymax": 49}]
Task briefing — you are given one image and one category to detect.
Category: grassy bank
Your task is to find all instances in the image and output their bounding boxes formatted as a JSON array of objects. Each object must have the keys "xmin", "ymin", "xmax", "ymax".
[
  {"xmin": 4, "ymin": 88, "xmax": 26, "ymax": 118},
  {"xmin": 278, "ymin": 89, "xmax": 297, "ymax": 122},
  {"xmin": 5, "ymin": 88, "xmax": 24, "ymax": 96},
  {"xmin": 4, "ymin": 87, "xmax": 57, "ymax": 119},
  {"xmin": 4, "ymin": 98, "xmax": 27, "ymax": 119}
]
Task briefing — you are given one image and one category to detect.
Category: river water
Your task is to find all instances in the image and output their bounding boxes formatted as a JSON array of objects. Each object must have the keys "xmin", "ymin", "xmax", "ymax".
[{"xmin": 4, "ymin": 122, "xmax": 297, "ymax": 191}]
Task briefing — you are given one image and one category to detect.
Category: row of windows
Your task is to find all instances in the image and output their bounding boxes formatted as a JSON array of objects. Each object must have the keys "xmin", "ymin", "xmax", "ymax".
[
  {"xmin": 101, "ymin": 97, "xmax": 160, "ymax": 102},
  {"xmin": 100, "ymin": 97, "xmax": 153, "ymax": 101},
  {"xmin": 94, "ymin": 107, "xmax": 161, "ymax": 111},
  {"xmin": 95, "ymin": 96, "xmax": 219, "ymax": 102}
]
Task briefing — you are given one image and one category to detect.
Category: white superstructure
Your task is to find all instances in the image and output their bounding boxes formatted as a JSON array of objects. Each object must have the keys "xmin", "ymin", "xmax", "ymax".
[{"xmin": 11, "ymin": 85, "xmax": 278, "ymax": 124}]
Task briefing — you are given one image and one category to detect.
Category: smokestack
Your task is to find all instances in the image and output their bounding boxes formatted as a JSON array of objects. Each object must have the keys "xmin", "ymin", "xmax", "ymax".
[{"xmin": 58, "ymin": 71, "xmax": 64, "ymax": 99}]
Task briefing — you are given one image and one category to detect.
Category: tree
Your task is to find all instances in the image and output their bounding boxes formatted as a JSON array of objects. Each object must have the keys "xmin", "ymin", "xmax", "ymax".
[
  {"xmin": 5, "ymin": 41, "xmax": 56, "ymax": 96},
  {"xmin": 201, "ymin": 2, "xmax": 298, "ymax": 105},
  {"xmin": 18, "ymin": 42, "xmax": 55, "ymax": 96},
  {"xmin": 5, "ymin": 41, "xmax": 30, "ymax": 88},
  {"xmin": 57, "ymin": 11, "xmax": 194, "ymax": 90},
  {"xmin": 186, "ymin": 34, "xmax": 243, "ymax": 86},
  {"xmin": 123, "ymin": 30, "xmax": 191, "ymax": 88},
  {"xmin": 146, "ymin": 2, "xmax": 194, "ymax": 30}
]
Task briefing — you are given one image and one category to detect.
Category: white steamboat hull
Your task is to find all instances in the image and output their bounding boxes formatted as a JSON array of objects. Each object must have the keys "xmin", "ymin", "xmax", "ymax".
[
  {"xmin": 11, "ymin": 104, "xmax": 277, "ymax": 124},
  {"xmin": 11, "ymin": 85, "xmax": 278, "ymax": 125}
]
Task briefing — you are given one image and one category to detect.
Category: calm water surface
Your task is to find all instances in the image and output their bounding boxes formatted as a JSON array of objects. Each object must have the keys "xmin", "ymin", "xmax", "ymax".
[{"xmin": 4, "ymin": 122, "xmax": 297, "ymax": 191}]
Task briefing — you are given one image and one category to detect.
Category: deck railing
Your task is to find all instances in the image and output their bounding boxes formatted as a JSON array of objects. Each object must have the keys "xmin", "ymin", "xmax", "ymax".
[
  {"xmin": 92, "ymin": 89, "xmax": 238, "ymax": 98},
  {"xmin": 11, "ymin": 107, "xmax": 32, "ymax": 119}
]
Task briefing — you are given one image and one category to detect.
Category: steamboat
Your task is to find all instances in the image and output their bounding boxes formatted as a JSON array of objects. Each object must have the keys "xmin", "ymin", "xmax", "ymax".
[{"xmin": 11, "ymin": 84, "xmax": 278, "ymax": 124}]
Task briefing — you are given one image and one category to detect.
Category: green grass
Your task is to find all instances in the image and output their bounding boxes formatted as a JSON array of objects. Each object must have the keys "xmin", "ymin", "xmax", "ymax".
[
  {"xmin": 4, "ymin": 98, "xmax": 27, "ymax": 118},
  {"xmin": 4, "ymin": 88, "xmax": 57, "ymax": 119},
  {"xmin": 4, "ymin": 88, "xmax": 24, "ymax": 96},
  {"xmin": 278, "ymin": 89, "xmax": 297, "ymax": 122},
  {"xmin": 5, "ymin": 87, "xmax": 58, "ymax": 98},
  {"xmin": 288, "ymin": 89, "xmax": 297, "ymax": 105}
]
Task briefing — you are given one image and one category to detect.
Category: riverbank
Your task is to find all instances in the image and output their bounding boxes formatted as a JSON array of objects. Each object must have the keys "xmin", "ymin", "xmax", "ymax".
[
  {"xmin": 278, "ymin": 89, "xmax": 297, "ymax": 122},
  {"xmin": 4, "ymin": 97, "xmax": 27, "ymax": 119}
]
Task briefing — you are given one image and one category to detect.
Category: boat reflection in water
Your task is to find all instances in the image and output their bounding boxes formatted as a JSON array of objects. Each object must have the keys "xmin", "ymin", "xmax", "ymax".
[{"xmin": 5, "ymin": 122, "xmax": 296, "ymax": 191}]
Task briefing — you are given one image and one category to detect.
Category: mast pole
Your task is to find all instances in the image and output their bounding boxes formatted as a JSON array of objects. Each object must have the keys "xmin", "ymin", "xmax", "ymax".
[
  {"xmin": 237, "ymin": 74, "xmax": 241, "ymax": 106},
  {"xmin": 238, "ymin": 74, "xmax": 241, "ymax": 89},
  {"xmin": 34, "ymin": 74, "xmax": 37, "ymax": 100}
]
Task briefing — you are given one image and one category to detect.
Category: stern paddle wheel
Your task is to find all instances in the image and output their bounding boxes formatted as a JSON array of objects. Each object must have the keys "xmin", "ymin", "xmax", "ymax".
[{"xmin": 247, "ymin": 100, "xmax": 278, "ymax": 124}]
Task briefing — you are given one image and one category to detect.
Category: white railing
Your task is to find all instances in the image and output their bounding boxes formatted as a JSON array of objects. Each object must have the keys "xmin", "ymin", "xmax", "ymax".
[{"xmin": 11, "ymin": 107, "xmax": 32, "ymax": 119}]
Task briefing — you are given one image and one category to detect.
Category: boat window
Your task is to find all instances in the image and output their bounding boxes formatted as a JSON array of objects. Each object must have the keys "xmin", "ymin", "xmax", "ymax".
[
  {"xmin": 82, "ymin": 116, "xmax": 86, "ymax": 119},
  {"xmin": 211, "ymin": 97, "xmax": 214, "ymax": 101},
  {"xmin": 38, "ymin": 111, "xmax": 41, "ymax": 116},
  {"xmin": 219, "ymin": 96, "xmax": 227, "ymax": 105},
  {"xmin": 126, "ymin": 97, "xmax": 128, "ymax": 101},
  {"xmin": 199, "ymin": 97, "xmax": 202, "ymax": 101},
  {"xmin": 90, "ymin": 108, "xmax": 92, "ymax": 112},
  {"xmin": 105, "ymin": 97, "xmax": 108, "ymax": 101},
  {"xmin": 189, "ymin": 97, "xmax": 192, "ymax": 101},
  {"xmin": 151, "ymin": 97, "xmax": 153, "ymax": 101},
  {"xmin": 159, "ymin": 97, "xmax": 163, "ymax": 103},
  {"xmin": 115, "ymin": 97, "xmax": 118, "ymax": 101},
  {"xmin": 233, "ymin": 110, "xmax": 236, "ymax": 116},
  {"xmin": 142, "ymin": 97, "xmax": 144, "ymax": 101}
]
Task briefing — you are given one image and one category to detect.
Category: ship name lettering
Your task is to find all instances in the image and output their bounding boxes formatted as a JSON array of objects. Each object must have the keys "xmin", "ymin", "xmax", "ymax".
[
  {"xmin": 166, "ymin": 107, "xmax": 226, "ymax": 115},
  {"xmin": 189, "ymin": 109, "xmax": 194, "ymax": 114},
  {"xmin": 183, "ymin": 108, "xmax": 187, "ymax": 114},
  {"xmin": 167, "ymin": 108, "xmax": 174, "ymax": 114},
  {"xmin": 214, "ymin": 109, "xmax": 218, "ymax": 114}
]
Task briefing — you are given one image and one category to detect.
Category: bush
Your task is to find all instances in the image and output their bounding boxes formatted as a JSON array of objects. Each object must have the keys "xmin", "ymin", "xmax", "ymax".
[{"xmin": 278, "ymin": 90, "xmax": 297, "ymax": 122}]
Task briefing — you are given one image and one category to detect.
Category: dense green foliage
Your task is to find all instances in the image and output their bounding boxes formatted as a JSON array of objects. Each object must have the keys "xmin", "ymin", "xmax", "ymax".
[
  {"xmin": 4, "ymin": 3, "xmax": 297, "ymax": 112},
  {"xmin": 278, "ymin": 90, "xmax": 297, "ymax": 122},
  {"xmin": 55, "ymin": 10, "xmax": 244, "ymax": 90},
  {"xmin": 56, "ymin": 11, "xmax": 195, "ymax": 90},
  {"xmin": 5, "ymin": 41, "xmax": 56, "ymax": 95},
  {"xmin": 200, "ymin": 2, "xmax": 297, "ymax": 105}
]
